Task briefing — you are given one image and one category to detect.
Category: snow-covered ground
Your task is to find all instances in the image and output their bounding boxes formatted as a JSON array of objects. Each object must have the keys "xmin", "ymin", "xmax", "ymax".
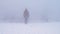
[{"xmin": 0, "ymin": 22, "xmax": 60, "ymax": 34}]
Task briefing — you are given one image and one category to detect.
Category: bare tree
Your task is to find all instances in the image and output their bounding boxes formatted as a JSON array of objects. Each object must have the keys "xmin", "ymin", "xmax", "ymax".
[{"xmin": 23, "ymin": 8, "xmax": 29, "ymax": 24}]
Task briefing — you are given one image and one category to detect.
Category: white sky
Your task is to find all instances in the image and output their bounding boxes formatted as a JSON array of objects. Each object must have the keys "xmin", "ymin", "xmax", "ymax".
[{"xmin": 0, "ymin": 0, "xmax": 60, "ymax": 21}]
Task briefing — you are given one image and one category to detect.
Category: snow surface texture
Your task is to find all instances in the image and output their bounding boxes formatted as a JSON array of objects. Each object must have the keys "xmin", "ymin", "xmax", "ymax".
[{"xmin": 0, "ymin": 22, "xmax": 60, "ymax": 34}]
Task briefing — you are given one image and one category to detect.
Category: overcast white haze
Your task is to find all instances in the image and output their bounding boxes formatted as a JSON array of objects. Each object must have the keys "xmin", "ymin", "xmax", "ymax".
[
  {"xmin": 0, "ymin": 0, "xmax": 60, "ymax": 22},
  {"xmin": 0, "ymin": 0, "xmax": 60, "ymax": 34}
]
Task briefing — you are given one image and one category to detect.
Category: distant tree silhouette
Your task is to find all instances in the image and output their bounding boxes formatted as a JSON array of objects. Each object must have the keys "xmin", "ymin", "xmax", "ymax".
[{"xmin": 23, "ymin": 8, "xmax": 29, "ymax": 24}]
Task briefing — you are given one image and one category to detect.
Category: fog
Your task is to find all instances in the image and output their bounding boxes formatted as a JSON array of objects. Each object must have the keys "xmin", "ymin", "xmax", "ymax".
[
  {"xmin": 0, "ymin": 0, "xmax": 60, "ymax": 22},
  {"xmin": 0, "ymin": 0, "xmax": 60, "ymax": 34}
]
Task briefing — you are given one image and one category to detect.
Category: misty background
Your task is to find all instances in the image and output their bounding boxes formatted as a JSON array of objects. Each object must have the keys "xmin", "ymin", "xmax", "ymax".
[{"xmin": 0, "ymin": 0, "xmax": 60, "ymax": 22}]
